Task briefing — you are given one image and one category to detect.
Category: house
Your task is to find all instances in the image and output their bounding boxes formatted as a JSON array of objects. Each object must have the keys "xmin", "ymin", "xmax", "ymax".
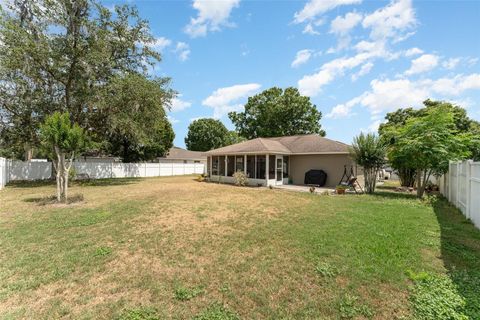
[
  {"xmin": 158, "ymin": 147, "xmax": 207, "ymax": 164},
  {"xmin": 206, "ymin": 134, "xmax": 359, "ymax": 187}
]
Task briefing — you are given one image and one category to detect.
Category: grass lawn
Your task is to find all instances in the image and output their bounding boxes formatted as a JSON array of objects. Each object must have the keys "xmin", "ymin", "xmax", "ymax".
[{"xmin": 0, "ymin": 176, "xmax": 479, "ymax": 319}]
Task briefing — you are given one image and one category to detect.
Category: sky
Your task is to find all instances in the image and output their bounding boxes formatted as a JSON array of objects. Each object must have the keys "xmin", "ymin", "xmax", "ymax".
[{"xmin": 103, "ymin": 0, "xmax": 480, "ymax": 148}]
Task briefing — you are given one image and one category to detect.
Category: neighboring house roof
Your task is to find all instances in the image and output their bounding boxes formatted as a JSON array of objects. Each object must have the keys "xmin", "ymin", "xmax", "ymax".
[
  {"xmin": 206, "ymin": 134, "xmax": 350, "ymax": 155},
  {"xmin": 160, "ymin": 147, "xmax": 207, "ymax": 160}
]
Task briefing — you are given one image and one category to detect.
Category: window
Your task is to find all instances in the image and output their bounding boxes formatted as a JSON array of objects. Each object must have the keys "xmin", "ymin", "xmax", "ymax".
[
  {"xmin": 219, "ymin": 156, "xmax": 226, "ymax": 176},
  {"xmin": 227, "ymin": 156, "xmax": 235, "ymax": 176},
  {"xmin": 246, "ymin": 155, "xmax": 255, "ymax": 178},
  {"xmin": 183, "ymin": 160, "xmax": 187, "ymax": 164},
  {"xmin": 194, "ymin": 160, "xmax": 200, "ymax": 163},
  {"xmin": 212, "ymin": 156, "xmax": 219, "ymax": 175},
  {"xmin": 269, "ymin": 155, "xmax": 275, "ymax": 179},
  {"xmin": 236, "ymin": 156, "xmax": 244, "ymax": 173},
  {"xmin": 255, "ymin": 155, "xmax": 266, "ymax": 179},
  {"xmin": 283, "ymin": 156, "xmax": 289, "ymax": 178}
]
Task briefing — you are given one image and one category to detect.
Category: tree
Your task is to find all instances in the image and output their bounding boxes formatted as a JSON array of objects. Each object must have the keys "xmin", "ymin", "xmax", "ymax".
[
  {"xmin": 228, "ymin": 87, "xmax": 325, "ymax": 139},
  {"xmin": 349, "ymin": 133, "xmax": 386, "ymax": 194},
  {"xmin": 225, "ymin": 131, "xmax": 246, "ymax": 146},
  {"xmin": 97, "ymin": 74, "xmax": 175, "ymax": 162},
  {"xmin": 40, "ymin": 112, "xmax": 88, "ymax": 202},
  {"xmin": 387, "ymin": 106, "xmax": 471, "ymax": 198},
  {"xmin": 0, "ymin": 0, "xmax": 174, "ymax": 161},
  {"xmin": 379, "ymin": 100, "xmax": 480, "ymax": 185},
  {"xmin": 185, "ymin": 119, "xmax": 230, "ymax": 151}
]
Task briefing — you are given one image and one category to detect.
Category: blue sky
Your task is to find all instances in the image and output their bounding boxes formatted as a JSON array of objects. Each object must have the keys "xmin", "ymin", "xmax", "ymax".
[{"xmin": 105, "ymin": 0, "xmax": 480, "ymax": 148}]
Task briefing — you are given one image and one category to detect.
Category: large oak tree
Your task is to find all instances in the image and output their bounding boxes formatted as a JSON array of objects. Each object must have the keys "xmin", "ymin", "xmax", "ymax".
[
  {"xmin": 0, "ymin": 0, "xmax": 174, "ymax": 161},
  {"xmin": 228, "ymin": 87, "xmax": 325, "ymax": 140}
]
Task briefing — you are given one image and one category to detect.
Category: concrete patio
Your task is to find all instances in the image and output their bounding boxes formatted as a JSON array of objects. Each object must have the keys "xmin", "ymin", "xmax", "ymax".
[{"xmin": 272, "ymin": 184, "xmax": 334, "ymax": 194}]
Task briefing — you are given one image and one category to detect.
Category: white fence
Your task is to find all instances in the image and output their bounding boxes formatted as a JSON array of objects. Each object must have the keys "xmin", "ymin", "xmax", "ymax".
[
  {"xmin": 0, "ymin": 157, "xmax": 9, "ymax": 189},
  {"xmin": 0, "ymin": 160, "xmax": 205, "ymax": 185},
  {"xmin": 439, "ymin": 160, "xmax": 480, "ymax": 229}
]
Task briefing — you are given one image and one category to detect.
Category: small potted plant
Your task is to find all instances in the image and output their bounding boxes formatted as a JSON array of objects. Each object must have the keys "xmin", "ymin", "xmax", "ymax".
[{"xmin": 336, "ymin": 185, "xmax": 348, "ymax": 195}]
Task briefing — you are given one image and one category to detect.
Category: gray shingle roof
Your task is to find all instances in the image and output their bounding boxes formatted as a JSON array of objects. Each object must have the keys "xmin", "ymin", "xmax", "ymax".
[
  {"xmin": 161, "ymin": 147, "xmax": 207, "ymax": 160},
  {"xmin": 206, "ymin": 134, "xmax": 349, "ymax": 155}
]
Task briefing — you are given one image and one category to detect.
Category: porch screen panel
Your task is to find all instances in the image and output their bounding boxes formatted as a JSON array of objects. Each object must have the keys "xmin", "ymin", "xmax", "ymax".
[
  {"xmin": 246, "ymin": 155, "xmax": 255, "ymax": 178},
  {"xmin": 212, "ymin": 156, "xmax": 219, "ymax": 175},
  {"xmin": 256, "ymin": 155, "xmax": 266, "ymax": 179},
  {"xmin": 227, "ymin": 156, "xmax": 235, "ymax": 176},
  {"xmin": 283, "ymin": 156, "xmax": 289, "ymax": 178},
  {"xmin": 269, "ymin": 155, "xmax": 275, "ymax": 179},
  {"xmin": 219, "ymin": 156, "xmax": 226, "ymax": 176},
  {"xmin": 235, "ymin": 156, "xmax": 244, "ymax": 173}
]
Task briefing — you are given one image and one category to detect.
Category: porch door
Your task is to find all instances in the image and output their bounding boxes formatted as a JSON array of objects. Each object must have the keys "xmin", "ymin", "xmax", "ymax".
[{"xmin": 276, "ymin": 155, "xmax": 283, "ymax": 185}]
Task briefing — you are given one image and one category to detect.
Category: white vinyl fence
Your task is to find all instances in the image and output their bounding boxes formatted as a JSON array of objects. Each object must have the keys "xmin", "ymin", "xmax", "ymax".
[
  {"xmin": 0, "ymin": 160, "xmax": 205, "ymax": 186},
  {"xmin": 439, "ymin": 160, "xmax": 480, "ymax": 229},
  {"xmin": 0, "ymin": 157, "xmax": 9, "ymax": 189}
]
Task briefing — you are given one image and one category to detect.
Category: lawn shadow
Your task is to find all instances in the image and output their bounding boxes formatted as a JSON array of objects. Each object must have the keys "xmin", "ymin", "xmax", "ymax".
[
  {"xmin": 7, "ymin": 180, "xmax": 56, "ymax": 188},
  {"xmin": 24, "ymin": 194, "xmax": 85, "ymax": 206},
  {"xmin": 371, "ymin": 190, "xmax": 417, "ymax": 200},
  {"xmin": 73, "ymin": 177, "xmax": 142, "ymax": 187},
  {"xmin": 432, "ymin": 196, "xmax": 480, "ymax": 318}
]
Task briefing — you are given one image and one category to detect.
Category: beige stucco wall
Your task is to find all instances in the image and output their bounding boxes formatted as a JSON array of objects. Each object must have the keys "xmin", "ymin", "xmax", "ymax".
[{"xmin": 289, "ymin": 154, "xmax": 357, "ymax": 187}]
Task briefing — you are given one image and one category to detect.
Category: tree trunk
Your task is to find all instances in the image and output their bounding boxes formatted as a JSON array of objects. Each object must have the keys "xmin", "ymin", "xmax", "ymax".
[
  {"xmin": 24, "ymin": 143, "xmax": 33, "ymax": 161},
  {"xmin": 416, "ymin": 169, "xmax": 425, "ymax": 198}
]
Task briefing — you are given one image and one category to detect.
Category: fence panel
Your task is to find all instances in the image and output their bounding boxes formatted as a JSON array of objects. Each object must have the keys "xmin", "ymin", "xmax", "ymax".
[
  {"xmin": 443, "ymin": 160, "xmax": 480, "ymax": 229},
  {"xmin": 0, "ymin": 159, "xmax": 205, "ymax": 186},
  {"xmin": 0, "ymin": 157, "xmax": 8, "ymax": 189},
  {"xmin": 470, "ymin": 163, "xmax": 480, "ymax": 228},
  {"xmin": 9, "ymin": 161, "xmax": 52, "ymax": 181}
]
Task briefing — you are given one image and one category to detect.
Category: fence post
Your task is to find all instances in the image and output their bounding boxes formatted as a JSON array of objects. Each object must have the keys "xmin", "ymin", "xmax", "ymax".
[
  {"xmin": 455, "ymin": 162, "xmax": 462, "ymax": 208},
  {"xmin": 466, "ymin": 160, "xmax": 472, "ymax": 219},
  {"xmin": 448, "ymin": 161, "xmax": 452, "ymax": 202}
]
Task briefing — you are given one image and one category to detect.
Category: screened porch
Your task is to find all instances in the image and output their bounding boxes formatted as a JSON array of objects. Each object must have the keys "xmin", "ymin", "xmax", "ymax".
[{"xmin": 208, "ymin": 154, "xmax": 289, "ymax": 186}]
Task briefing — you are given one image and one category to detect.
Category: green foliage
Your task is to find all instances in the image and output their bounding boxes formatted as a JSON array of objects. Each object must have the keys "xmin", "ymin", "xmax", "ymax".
[
  {"xmin": 379, "ymin": 100, "xmax": 480, "ymax": 185},
  {"xmin": 117, "ymin": 307, "xmax": 159, "ymax": 320},
  {"xmin": 349, "ymin": 133, "xmax": 386, "ymax": 194},
  {"xmin": 99, "ymin": 73, "xmax": 175, "ymax": 162},
  {"xmin": 0, "ymin": 0, "xmax": 173, "ymax": 161},
  {"xmin": 193, "ymin": 303, "xmax": 240, "ymax": 320},
  {"xmin": 185, "ymin": 118, "xmax": 230, "ymax": 151},
  {"xmin": 229, "ymin": 87, "xmax": 325, "ymax": 139},
  {"xmin": 94, "ymin": 246, "xmax": 112, "ymax": 257},
  {"xmin": 408, "ymin": 271, "xmax": 468, "ymax": 320},
  {"xmin": 173, "ymin": 285, "xmax": 204, "ymax": 301},
  {"xmin": 232, "ymin": 171, "xmax": 248, "ymax": 186},
  {"xmin": 338, "ymin": 294, "xmax": 373, "ymax": 319},
  {"xmin": 315, "ymin": 261, "xmax": 338, "ymax": 278},
  {"xmin": 386, "ymin": 105, "xmax": 471, "ymax": 197},
  {"xmin": 40, "ymin": 112, "xmax": 88, "ymax": 157}
]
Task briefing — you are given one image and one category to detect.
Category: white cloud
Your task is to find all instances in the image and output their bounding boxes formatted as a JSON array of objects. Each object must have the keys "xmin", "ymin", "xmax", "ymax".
[
  {"xmin": 298, "ymin": 40, "xmax": 392, "ymax": 96},
  {"xmin": 170, "ymin": 95, "xmax": 192, "ymax": 112},
  {"xmin": 175, "ymin": 42, "xmax": 191, "ymax": 61},
  {"xmin": 330, "ymin": 12, "xmax": 362, "ymax": 35},
  {"xmin": 151, "ymin": 37, "xmax": 172, "ymax": 51},
  {"xmin": 202, "ymin": 83, "xmax": 261, "ymax": 118},
  {"xmin": 362, "ymin": 0, "xmax": 416, "ymax": 42},
  {"xmin": 294, "ymin": 0, "xmax": 362, "ymax": 24},
  {"xmin": 442, "ymin": 58, "xmax": 461, "ymax": 70},
  {"xmin": 303, "ymin": 23, "xmax": 320, "ymax": 35},
  {"xmin": 327, "ymin": 73, "xmax": 480, "ymax": 118},
  {"xmin": 167, "ymin": 116, "xmax": 180, "ymax": 124},
  {"xmin": 291, "ymin": 49, "xmax": 313, "ymax": 68},
  {"xmin": 351, "ymin": 62, "xmax": 374, "ymax": 81},
  {"xmin": 404, "ymin": 47, "xmax": 423, "ymax": 57},
  {"xmin": 405, "ymin": 54, "xmax": 439, "ymax": 75},
  {"xmin": 184, "ymin": 0, "xmax": 240, "ymax": 38}
]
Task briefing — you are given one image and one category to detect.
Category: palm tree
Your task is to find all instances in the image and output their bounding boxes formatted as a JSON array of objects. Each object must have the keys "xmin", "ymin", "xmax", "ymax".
[{"xmin": 349, "ymin": 133, "xmax": 386, "ymax": 194}]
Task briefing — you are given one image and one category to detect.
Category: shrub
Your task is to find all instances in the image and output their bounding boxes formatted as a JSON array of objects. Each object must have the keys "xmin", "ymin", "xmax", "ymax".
[{"xmin": 232, "ymin": 171, "xmax": 248, "ymax": 186}]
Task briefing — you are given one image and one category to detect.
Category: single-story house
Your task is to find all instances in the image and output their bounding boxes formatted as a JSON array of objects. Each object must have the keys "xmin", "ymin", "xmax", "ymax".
[
  {"xmin": 158, "ymin": 147, "xmax": 207, "ymax": 164},
  {"xmin": 206, "ymin": 134, "xmax": 359, "ymax": 187}
]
